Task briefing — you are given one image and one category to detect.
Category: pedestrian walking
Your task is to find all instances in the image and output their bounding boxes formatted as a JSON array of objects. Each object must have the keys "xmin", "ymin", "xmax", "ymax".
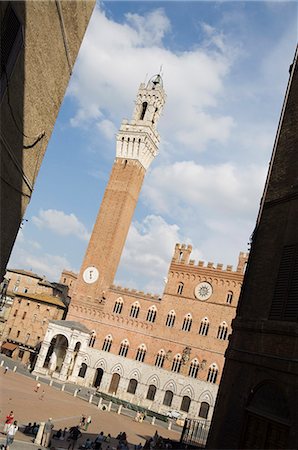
[
  {"xmin": 84, "ymin": 416, "xmax": 91, "ymax": 431},
  {"xmin": 34, "ymin": 382, "xmax": 41, "ymax": 392},
  {"xmin": 79, "ymin": 414, "xmax": 86, "ymax": 429},
  {"xmin": 3, "ymin": 411, "xmax": 14, "ymax": 434},
  {"xmin": 41, "ymin": 418, "xmax": 54, "ymax": 448},
  {"xmin": 5, "ymin": 420, "xmax": 18, "ymax": 450}
]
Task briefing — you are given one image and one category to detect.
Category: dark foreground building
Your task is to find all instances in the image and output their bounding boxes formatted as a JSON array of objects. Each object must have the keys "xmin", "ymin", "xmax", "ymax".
[{"xmin": 207, "ymin": 46, "xmax": 298, "ymax": 449}]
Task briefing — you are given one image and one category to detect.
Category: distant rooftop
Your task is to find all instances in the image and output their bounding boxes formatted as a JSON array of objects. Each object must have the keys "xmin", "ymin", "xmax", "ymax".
[
  {"xmin": 50, "ymin": 320, "xmax": 90, "ymax": 334},
  {"xmin": 7, "ymin": 268, "xmax": 43, "ymax": 280},
  {"xmin": 12, "ymin": 291, "xmax": 66, "ymax": 308}
]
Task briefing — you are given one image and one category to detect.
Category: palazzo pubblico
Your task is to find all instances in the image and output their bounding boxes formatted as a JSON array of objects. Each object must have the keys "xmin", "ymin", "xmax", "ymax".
[{"xmin": 6, "ymin": 75, "xmax": 248, "ymax": 421}]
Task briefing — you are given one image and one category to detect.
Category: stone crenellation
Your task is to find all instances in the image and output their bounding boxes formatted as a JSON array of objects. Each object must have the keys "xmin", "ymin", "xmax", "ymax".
[
  {"xmin": 110, "ymin": 284, "xmax": 160, "ymax": 301},
  {"xmin": 171, "ymin": 243, "xmax": 249, "ymax": 274}
]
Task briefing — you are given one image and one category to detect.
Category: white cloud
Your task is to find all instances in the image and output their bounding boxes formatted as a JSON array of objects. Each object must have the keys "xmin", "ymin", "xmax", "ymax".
[
  {"xmin": 143, "ymin": 160, "xmax": 267, "ymax": 218},
  {"xmin": 125, "ymin": 8, "xmax": 171, "ymax": 46},
  {"xmin": 32, "ymin": 209, "xmax": 90, "ymax": 241},
  {"xmin": 67, "ymin": 6, "xmax": 235, "ymax": 153},
  {"xmin": 97, "ymin": 119, "xmax": 117, "ymax": 140},
  {"xmin": 8, "ymin": 232, "xmax": 75, "ymax": 281},
  {"xmin": 116, "ymin": 215, "xmax": 202, "ymax": 293}
]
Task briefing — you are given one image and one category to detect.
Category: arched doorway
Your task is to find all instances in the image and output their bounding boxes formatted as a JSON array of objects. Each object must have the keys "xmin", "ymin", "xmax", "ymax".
[
  {"xmin": 108, "ymin": 373, "xmax": 120, "ymax": 394},
  {"xmin": 78, "ymin": 363, "xmax": 87, "ymax": 378},
  {"xmin": 181, "ymin": 395, "xmax": 191, "ymax": 413},
  {"xmin": 163, "ymin": 390, "xmax": 173, "ymax": 407},
  {"xmin": 240, "ymin": 382, "xmax": 290, "ymax": 449},
  {"xmin": 198, "ymin": 401, "xmax": 210, "ymax": 419},
  {"xmin": 43, "ymin": 334, "xmax": 68, "ymax": 372},
  {"xmin": 127, "ymin": 379, "xmax": 138, "ymax": 394},
  {"xmin": 146, "ymin": 384, "xmax": 157, "ymax": 401},
  {"xmin": 93, "ymin": 368, "xmax": 104, "ymax": 388}
]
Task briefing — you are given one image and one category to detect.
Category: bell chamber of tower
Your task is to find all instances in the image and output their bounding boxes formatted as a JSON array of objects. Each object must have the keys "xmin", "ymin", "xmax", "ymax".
[
  {"xmin": 68, "ymin": 75, "xmax": 166, "ymax": 313},
  {"xmin": 116, "ymin": 74, "xmax": 166, "ymax": 170}
]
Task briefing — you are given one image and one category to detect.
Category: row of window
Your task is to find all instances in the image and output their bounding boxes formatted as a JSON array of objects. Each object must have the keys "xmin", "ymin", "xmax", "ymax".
[
  {"xmin": 114, "ymin": 301, "xmax": 230, "ymax": 338},
  {"xmin": 176, "ymin": 283, "xmax": 234, "ymax": 304},
  {"xmin": 6, "ymin": 328, "xmax": 41, "ymax": 344},
  {"xmin": 91, "ymin": 335, "xmax": 219, "ymax": 383},
  {"xmin": 79, "ymin": 365, "xmax": 210, "ymax": 418}
]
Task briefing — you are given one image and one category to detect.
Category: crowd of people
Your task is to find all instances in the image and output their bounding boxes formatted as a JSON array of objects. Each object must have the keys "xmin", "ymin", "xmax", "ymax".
[{"xmin": 1, "ymin": 408, "xmax": 176, "ymax": 450}]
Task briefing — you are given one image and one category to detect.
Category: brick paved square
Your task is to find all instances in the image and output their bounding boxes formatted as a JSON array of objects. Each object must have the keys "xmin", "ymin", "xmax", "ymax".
[{"xmin": 0, "ymin": 370, "xmax": 180, "ymax": 449}]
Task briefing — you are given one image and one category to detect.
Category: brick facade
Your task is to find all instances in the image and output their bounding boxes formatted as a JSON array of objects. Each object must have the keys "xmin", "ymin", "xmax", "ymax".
[
  {"xmin": 206, "ymin": 47, "xmax": 298, "ymax": 449},
  {"xmin": 33, "ymin": 76, "xmax": 248, "ymax": 422}
]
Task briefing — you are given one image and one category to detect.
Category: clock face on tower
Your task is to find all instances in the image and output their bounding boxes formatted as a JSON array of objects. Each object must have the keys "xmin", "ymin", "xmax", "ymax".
[
  {"xmin": 194, "ymin": 282, "xmax": 213, "ymax": 301},
  {"xmin": 83, "ymin": 266, "xmax": 99, "ymax": 284}
]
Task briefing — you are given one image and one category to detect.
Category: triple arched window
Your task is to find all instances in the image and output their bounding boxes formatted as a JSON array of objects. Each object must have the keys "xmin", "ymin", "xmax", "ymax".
[
  {"xmin": 155, "ymin": 349, "xmax": 165, "ymax": 368},
  {"xmin": 171, "ymin": 354, "xmax": 182, "ymax": 373},
  {"xmin": 135, "ymin": 344, "xmax": 147, "ymax": 362},
  {"xmin": 217, "ymin": 322, "xmax": 228, "ymax": 340},
  {"xmin": 146, "ymin": 305, "xmax": 157, "ymax": 323},
  {"xmin": 113, "ymin": 298, "xmax": 123, "ymax": 314},
  {"xmin": 102, "ymin": 334, "xmax": 112, "ymax": 352},
  {"xmin": 88, "ymin": 331, "xmax": 96, "ymax": 347},
  {"xmin": 118, "ymin": 339, "xmax": 129, "ymax": 357},
  {"xmin": 199, "ymin": 317, "xmax": 209, "ymax": 336},
  {"xmin": 188, "ymin": 358, "xmax": 199, "ymax": 378},
  {"xmin": 182, "ymin": 313, "xmax": 192, "ymax": 332},
  {"xmin": 207, "ymin": 364, "xmax": 218, "ymax": 384},
  {"xmin": 166, "ymin": 310, "xmax": 176, "ymax": 327},
  {"xmin": 130, "ymin": 302, "xmax": 140, "ymax": 319}
]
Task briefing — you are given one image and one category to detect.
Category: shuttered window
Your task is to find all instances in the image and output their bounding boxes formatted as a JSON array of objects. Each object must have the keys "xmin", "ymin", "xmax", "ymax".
[{"xmin": 269, "ymin": 244, "xmax": 298, "ymax": 321}]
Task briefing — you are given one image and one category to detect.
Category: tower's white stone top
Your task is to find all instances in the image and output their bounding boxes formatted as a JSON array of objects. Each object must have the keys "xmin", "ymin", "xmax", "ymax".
[{"xmin": 116, "ymin": 74, "xmax": 166, "ymax": 170}]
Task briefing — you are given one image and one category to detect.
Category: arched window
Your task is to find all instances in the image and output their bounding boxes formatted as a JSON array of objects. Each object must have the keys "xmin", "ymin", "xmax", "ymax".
[
  {"xmin": 78, "ymin": 363, "xmax": 87, "ymax": 378},
  {"xmin": 127, "ymin": 378, "xmax": 138, "ymax": 394},
  {"xmin": 155, "ymin": 349, "xmax": 165, "ymax": 368},
  {"xmin": 217, "ymin": 322, "xmax": 228, "ymax": 340},
  {"xmin": 199, "ymin": 317, "xmax": 209, "ymax": 336},
  {"xmin": 119, "ymin": 339, "xmax": 129, "ymax": 357},
  {"xmin": 163, "ymin": 390, "xmax": 173, "ymax": 407},
  {"xmin": 166, "ymin": 310, "xmax": 176, "ymax": 327},
  {"xmin": 188, "ymin": 359, "xmax": 199, "ymax": 378},
  {"xmin": 146, "ymin": 305, "xmax": 157, "ymax": 323},
  {"xmin": 88, "ymin": 331, "xmax": 96, "ymax": 347},
  {"xmin": 198, "ymin": 402, "xmax": 210, "ymax": 419},
  {"xmin": 177, "ymin": 282, "xmax": 184, "ymax": 295},
  {"xmin": 140, "ymin": 101, "xmax": 148, "ymax": 120},
  {"xmin": 113, "ymin": 298, "xmax": 123, "ymax": 314},
  {"xmin": 226, "ymin": 291, "xmax": 233, "ymax": 304},
  {"xmin": 182, "ymin": 313, "xmax": 192, "ymax": 332},
  {"xmin": 146, "ymin": 384, "xmax": 156, "ymax": 401},
  {"xmin": 207, "ymin": 364, "xmax": 218, "ymax": 384},
  {"xmin": 130, "ymin": 302, "xmax": 140, "ymax": 319},
  {"xmin": 102, "ymin": 334, "xmax": 112, "ymax": 352},
  {"xmin": 171, "ymin": 354, "xmax": 182, "ymax": 373},
  {"xmin": 181, "ymin": 395, "xmax": 191, "ymax": 412},
  {"xmin": 135, "ymin": 344, "xmax": 146, "ymax": 362}
]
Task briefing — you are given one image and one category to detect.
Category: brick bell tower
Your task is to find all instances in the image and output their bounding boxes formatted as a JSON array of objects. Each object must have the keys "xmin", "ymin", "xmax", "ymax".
[{"xmin": 69, "ymin": 75, "xmax": 166, "ymax": 313}]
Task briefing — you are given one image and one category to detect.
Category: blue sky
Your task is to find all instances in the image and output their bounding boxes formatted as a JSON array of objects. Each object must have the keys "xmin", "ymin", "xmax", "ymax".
[{"xmin": 9, "ymin": 1, "xmax": 298, "ymax": 293}]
